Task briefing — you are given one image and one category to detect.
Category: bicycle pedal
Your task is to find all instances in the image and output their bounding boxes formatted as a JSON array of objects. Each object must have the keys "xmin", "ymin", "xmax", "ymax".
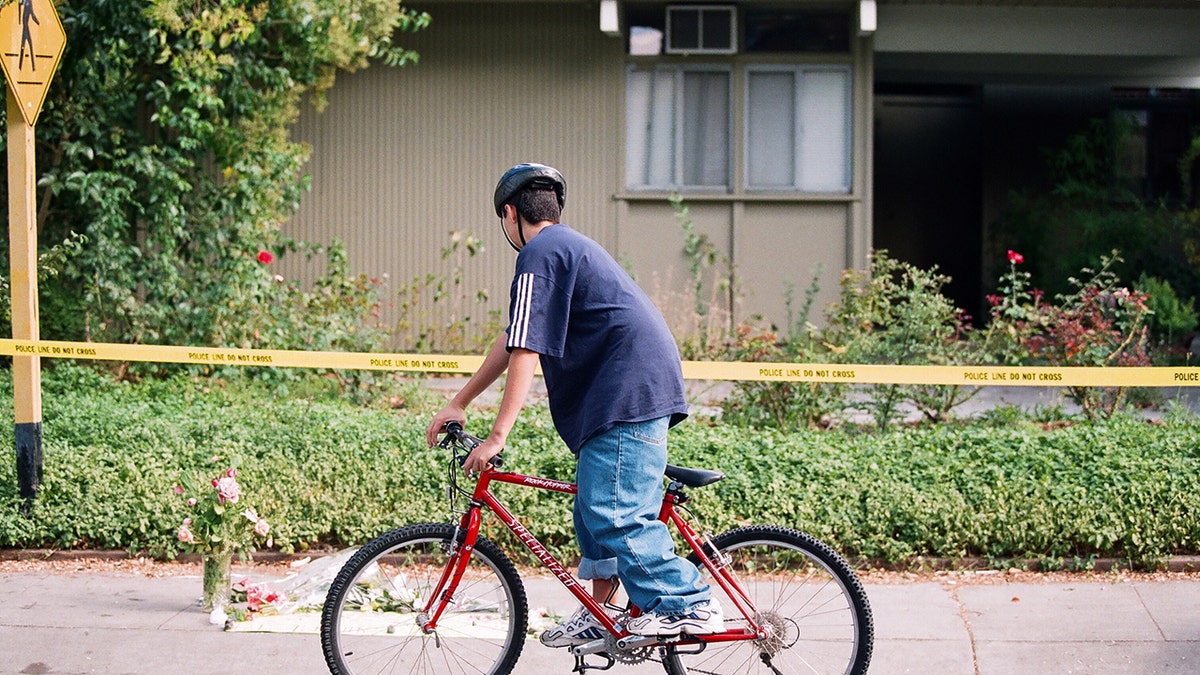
[{"xmin": 572, "ymin": 652, "xmax": 616, "ymax": 672}]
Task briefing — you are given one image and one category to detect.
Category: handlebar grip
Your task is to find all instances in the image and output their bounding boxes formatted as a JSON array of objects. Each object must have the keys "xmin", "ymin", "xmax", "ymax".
[{"xmin": 441, "ymin": 422, "xmax": 501, "ymax": 470}]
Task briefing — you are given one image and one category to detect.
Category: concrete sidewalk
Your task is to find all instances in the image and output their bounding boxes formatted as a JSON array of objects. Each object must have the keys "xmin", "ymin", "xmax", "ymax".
[{"xmin": 2, "ymin": 564, "xmax": 1197, "ymax": 674}]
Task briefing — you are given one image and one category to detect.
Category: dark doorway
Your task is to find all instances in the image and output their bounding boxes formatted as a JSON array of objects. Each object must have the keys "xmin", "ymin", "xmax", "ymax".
[{"xmin": 874, "ymin": 86, "xmax": 983, "ymax": 318}]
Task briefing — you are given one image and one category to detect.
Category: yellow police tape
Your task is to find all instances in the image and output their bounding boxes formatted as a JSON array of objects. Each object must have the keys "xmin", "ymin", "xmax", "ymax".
[{"xmin": 1, "ymin": 339, "xmax": 1197, "ymax": 387}]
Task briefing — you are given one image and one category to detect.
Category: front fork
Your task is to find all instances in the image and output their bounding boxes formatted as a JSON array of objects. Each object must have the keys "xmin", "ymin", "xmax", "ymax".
[{"xmin": 417, "ymin": 502, "xmax": 483, "ymax": 634}]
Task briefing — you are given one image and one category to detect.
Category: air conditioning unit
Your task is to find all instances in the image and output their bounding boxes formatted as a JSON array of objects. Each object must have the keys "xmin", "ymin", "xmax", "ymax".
[{"xmin": 666, "ymin": 5, "xmax": 737, "ymax": 54}]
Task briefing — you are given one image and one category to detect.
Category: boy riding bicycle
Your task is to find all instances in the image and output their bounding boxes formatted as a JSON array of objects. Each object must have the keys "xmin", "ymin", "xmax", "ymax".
[{"xmin": 426, "ymin": 163, "xmax": 723, "ymax": 644}]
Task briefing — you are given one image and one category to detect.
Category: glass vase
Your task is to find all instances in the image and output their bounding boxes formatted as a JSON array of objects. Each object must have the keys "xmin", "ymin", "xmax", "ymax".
[{"xmin": 201, "ymin": 550, "xmax": 232, "ymax": 612}]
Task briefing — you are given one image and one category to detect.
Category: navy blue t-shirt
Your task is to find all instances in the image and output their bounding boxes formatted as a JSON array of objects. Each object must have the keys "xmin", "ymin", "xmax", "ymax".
[{"xmin": 505, "ymin": 225, "xmax": 689, "ymax": 453}]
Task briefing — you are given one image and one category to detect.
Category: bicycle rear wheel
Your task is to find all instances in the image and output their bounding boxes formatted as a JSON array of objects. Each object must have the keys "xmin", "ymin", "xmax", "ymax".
[
  {"xmin": 663, "ymin": 525, "xmax": 872, "ymax": 675},
  {"xmin": 321, "ymin": 522, "xmax": 528, "ymax": 675}
]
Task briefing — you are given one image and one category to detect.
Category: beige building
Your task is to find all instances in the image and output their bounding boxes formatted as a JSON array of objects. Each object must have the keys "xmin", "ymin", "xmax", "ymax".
[{"xmin": 287, "ymin": 1, "xmax": 1200, "ymax": 348}]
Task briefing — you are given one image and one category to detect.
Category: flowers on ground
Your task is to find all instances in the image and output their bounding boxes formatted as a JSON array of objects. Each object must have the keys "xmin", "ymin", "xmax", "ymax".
[{"xmin": 232, "ymin": 579, "xmax": 281, "ymax": 616}]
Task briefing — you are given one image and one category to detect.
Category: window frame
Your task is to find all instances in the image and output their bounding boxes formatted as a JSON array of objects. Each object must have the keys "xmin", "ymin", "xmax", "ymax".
[
  {"xmin": 743, "ymin": 63, "xmax": 854, "ymax": 194},
  {"xmin": 625, "ymin": 63, "xmax": 734, "ymax": 192},
  {"xmin": 665, "ymin": 5, "xmax": 738, "ymax": 55}
]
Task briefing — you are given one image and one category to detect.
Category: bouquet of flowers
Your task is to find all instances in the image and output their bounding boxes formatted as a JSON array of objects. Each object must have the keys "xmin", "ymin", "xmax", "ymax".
[{"xmin": 174, "ymin": 464, "xmax": 271, "ymax": 616}]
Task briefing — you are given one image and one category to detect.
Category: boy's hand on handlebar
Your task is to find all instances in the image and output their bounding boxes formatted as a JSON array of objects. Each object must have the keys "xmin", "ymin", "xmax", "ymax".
[
  {"xmin": 463, "ymin": 437, "xmax": 504, "ymax": 476},
  {"xmin": 427, "ymin": 405, "xmax": 466, "ymax": 447}
]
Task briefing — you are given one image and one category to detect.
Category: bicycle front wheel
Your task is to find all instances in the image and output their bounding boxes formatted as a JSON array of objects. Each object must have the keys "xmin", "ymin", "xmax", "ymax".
[
  {"xmin": 663, "ymin": 525, "xmax": 873, "ymax": 675},
  {"xmin": 321, "ymin": 522, "xmax": 528, "ymax": 675}
]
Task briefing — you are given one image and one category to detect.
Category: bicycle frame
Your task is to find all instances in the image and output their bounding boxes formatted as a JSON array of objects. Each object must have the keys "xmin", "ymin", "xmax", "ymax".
[{"xmin": 420, "ymin": 466, "xmax": 765, "ymax": 646}]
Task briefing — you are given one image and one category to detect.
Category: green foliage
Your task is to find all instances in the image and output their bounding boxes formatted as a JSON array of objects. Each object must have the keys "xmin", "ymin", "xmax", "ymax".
[
  {"xmin": 718, "ymin": 325, "xmax": 836, "ymax": 429},
  {"xmin": 823, "ymin": 251, "xmax": 976, "ymax": 429},
  {"xmin": 1136, "ymin": 273, "xmax": 1197, "ymax": 349},
  {"xmin": 993, "ymin": 115, "xmax": 1200, "ymax": 305},
  {"xmin": 982, "ymin": 251, "xmax": 1151, "ymax": 419},
  {"xmin": 669, "ymin": 195, "xmax": 735, "ymax": 360},
  {"xmin": 1, "ymin": 369, "xmax": 1197, "ymax": 570},
  {"xmin": 0, "ymin": 232, "xmax": 86, "ymax": 333},
  {"xmin": 0, "ymin": 0, "xmax": 428, "ymax": 353},
  {"xmin": 978, "ymin": 249, "xmax": 1047, "ymax": 366},
  {"xmin": 394, "ymin": 231, "xmax": 503, "ymax": 354},
  {"xmin": 719, "ymin": 271, "xmax": 844, "ymax": 429}
]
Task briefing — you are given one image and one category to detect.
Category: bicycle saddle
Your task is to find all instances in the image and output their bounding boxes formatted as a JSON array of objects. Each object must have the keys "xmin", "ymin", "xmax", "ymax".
[{"xmin": 664, "ymin": 464, "xmax": 725, "ymax": 488}]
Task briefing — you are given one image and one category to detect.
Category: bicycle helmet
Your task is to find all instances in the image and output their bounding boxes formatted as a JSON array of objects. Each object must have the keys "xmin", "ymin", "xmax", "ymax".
[{"xmin": 493, "ymin": 163, "xmax": 566, "ymax": 218}]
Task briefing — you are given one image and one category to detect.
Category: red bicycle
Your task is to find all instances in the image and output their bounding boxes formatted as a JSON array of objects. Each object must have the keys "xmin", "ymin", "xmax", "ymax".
[{"xmin": 320, "ymin": 422, "xmax": 873, "ymax": 674}]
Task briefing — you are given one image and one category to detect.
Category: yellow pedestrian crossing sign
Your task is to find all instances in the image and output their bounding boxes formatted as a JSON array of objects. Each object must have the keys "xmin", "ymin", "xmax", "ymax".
[{"xmin": 0, "ymin": 0, "xmax": 66, "ymax": 126}]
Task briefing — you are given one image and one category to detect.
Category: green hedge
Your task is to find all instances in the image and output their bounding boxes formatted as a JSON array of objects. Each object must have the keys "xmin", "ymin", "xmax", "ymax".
[{"xmin": 1, "ymin": 367, "xmax": 1198, "ymax": 568}]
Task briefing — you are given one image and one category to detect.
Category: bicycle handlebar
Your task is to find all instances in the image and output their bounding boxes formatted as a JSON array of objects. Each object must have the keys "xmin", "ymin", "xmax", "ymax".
[{"xmin": 441, "ymin": 422, "xmax": 502, "ymax": 469}]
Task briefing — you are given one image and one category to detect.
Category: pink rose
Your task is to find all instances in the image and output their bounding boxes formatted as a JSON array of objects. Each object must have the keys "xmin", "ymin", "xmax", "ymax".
[
  {"xmin": 187, "ymin": 497, "xmax": 197, "ymax": 507},
  {"xmin": 254, "ymin": 518, "xmax": 270, "ymax": 537},
  {"xmin": 257, "ymin": 250, "xmax": 274, "ymax": 264},
  {"xmin": 216, "ymin": 476, "xmax": 241, "ymax": 504},
  {"xmin": 177, "ymin": 524, "xmax": 195, "ymax": 543},
  {"xmin": 1007, "ymin": 249, "xmax": 1024, "ymax": 265},
  {"xmin": 245, "ymin": 583, "xmax": 279, "ymax": 612}
]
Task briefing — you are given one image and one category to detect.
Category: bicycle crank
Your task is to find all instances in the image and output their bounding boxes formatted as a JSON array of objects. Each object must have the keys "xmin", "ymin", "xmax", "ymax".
[{"xmin": 605, "ymin": 633, "xmax": 655, "ymax": 665}]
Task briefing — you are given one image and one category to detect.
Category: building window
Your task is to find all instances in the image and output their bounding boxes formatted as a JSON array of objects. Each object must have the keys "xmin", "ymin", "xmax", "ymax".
[
  {"xmin": 743, "ymin": 9, "xmax": 850, "ymax": 53},
  {"xmin": 625, "ymin": 6, "xmax": 853, "ymax": 194},
  {"xmin": 746, "ymin": 66, "xmax": 851, "ymax": 192},
  {"xmin": 665, "ymin": 5, "xmax": 737, "ymax": 54},
  {"xmin": 625, "ymin": 66, "xmax": 731, "ymax": 190}
]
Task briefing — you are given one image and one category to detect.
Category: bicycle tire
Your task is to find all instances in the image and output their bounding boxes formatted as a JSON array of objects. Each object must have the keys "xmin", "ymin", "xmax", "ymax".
[
  {"xmin": 321, "ymin": 522, "xmax": 528, "ymax": 675},
  {"xmin": 662, "ymin": 525, "xmax": 873, "ymax": 675}
]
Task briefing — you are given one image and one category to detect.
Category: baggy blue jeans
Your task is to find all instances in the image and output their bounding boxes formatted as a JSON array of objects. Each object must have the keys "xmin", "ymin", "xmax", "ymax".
[{"xmin": 573, "ymin": 417, "xmax": 711, "ymax": 615}]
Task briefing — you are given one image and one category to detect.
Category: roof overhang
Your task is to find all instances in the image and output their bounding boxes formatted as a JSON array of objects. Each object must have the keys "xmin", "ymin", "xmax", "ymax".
[{"xmin": 875, "ymin": 3, "xmax": 1200, "ymax": 86}]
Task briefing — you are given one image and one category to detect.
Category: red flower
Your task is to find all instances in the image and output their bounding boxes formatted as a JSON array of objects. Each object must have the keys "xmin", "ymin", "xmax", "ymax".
[
  {"xmin": 257, "ymin": 250, "xmax": 275, "ymax": 264},
  {"xmin": 1007, "ymin": 249, "xmax": 1024, "ymax": 265}
]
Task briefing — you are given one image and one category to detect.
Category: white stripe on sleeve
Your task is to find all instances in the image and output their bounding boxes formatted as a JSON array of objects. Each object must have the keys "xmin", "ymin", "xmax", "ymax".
[{"xmin": 508, "ymin": 273, "xmax": 534, "ymax": 349}]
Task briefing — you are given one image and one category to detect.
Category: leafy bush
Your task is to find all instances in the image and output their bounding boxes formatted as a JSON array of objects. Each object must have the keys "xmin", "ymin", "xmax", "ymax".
[
  {"xmin": 2, "ymin": 0, "xmax": 428, "ymax": 351},
  {"xmin": 2, "ymin": 369, "xmax": 1197, "ymax": 570},
  {"xmin": 992, "ymin": 115, "xmax": 1200, "ymax": 306},
  {"xmin": 1137, "ymin": 273, "xmax": 1198, "ymax": 351},
  {"xmin": 822, "ymin": 251, "xmax": 977, "ymax": 429},
  {"xmin": 394, "ymin": 231, "xmax": 504, "ymax": 354},
  {"xmin": 719, "ymin": 272, "xmax": 844, "ymax": 429},
  {"xmin": 982, "ymin": 250, "xmax": 1151, "ymax": 418},
  {"xmin": 651, "ymin": 196, "xmax": 737, "ymax": 361}
]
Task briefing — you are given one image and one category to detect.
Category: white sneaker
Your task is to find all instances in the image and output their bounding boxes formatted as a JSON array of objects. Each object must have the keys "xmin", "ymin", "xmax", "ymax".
[
  {"xmin": 625, "ymin": 599, "xmax": 725, "ymax": 637},
  {"xmin": 539, "ymin": 606, "xmax": 608, "ymax": 648}
]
